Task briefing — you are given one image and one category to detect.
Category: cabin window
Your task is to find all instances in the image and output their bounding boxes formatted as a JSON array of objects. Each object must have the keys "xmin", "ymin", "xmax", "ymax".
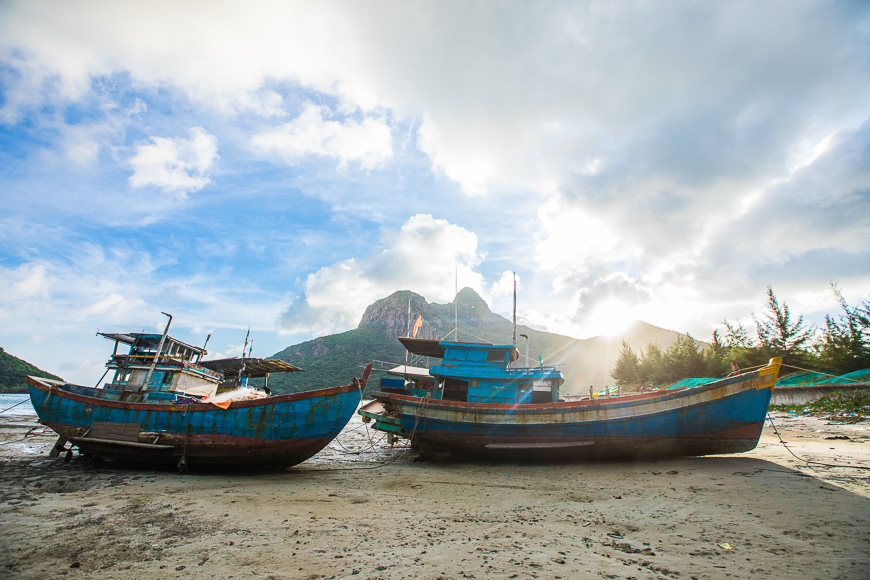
[
  {"xmin": 442, "ymin": 378, "xmax": 468, "ymax": 402},
  {"xmin": 531, "ymin": 379, "xmax": 555, "ymax": 404},
  {"xmin": 487, "ymin": 350, "xmax": 506, "ymax": 362},
  {"xmin": 466, "ymin": 350, "xmax": 487, "ymax": 362}
]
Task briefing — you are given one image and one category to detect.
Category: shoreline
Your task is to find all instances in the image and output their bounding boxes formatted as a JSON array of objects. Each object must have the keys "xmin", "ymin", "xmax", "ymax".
[{"xmin": 1, "ymin": 412, "xmax": 868, "ymax": 579}]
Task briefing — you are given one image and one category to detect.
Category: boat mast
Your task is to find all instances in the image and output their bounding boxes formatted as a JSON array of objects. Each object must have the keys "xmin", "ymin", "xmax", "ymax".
[
  {"xmin": 405, "ymin": 297, "xmax": 410, "ymax": 376},
  {"xmin": 241, "ymin": 327, "xmax": 250, "ymax": 386},
  {"xmin": 512, "ymin": 272, "xmax": 517, "ymax": 349},
  {"xmin": 143, "ymin": 312, "xmax": 172, "ymax": 389},
  {"xmin": 201, "ymin": 333, "xmax": 211, "ymax": 357},
  {"xmin": 454, "ymin": 266, "xmax": 458, "ymax": 340}
]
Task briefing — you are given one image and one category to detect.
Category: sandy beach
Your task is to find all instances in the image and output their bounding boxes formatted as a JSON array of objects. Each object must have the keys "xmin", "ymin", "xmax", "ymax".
[{"xmin": 1, "ymin": 411, "xmax": 868, "ymax": 580}]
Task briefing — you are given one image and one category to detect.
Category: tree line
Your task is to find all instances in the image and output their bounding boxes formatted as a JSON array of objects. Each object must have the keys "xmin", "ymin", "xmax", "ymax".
[{"xmin": 611, "ymin": 285, "xmax": 870, "ymax": 387}]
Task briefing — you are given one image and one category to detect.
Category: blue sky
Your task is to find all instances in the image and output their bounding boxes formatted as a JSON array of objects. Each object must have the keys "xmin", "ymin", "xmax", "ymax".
[{"xmin": 1, "ymin": 1, "xmax": 869, "ymax": 384}]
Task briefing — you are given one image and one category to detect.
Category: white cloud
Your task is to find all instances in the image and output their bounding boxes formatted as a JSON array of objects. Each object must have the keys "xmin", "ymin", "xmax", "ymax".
[
  {"xmin": 0, "ymin": 241, "xmax": 293, "ymax": 383},
  {"xmin": 2, "ymin": 1, "xmax": 869, "ymax": 368},
  {"xmin": 3, "ymin": 1, "xmax": 867, "ymax": 198},
  {"xmin": 533, "ymin": 196, "xmax": 640, "ymax": 279},
  {"xmin": 279, "ymin": 214, "xmax": 486, "ymax": 335},
  {"xmin": 0, "ymin": 262, "xmax": 54, "ymax": 303},
  {"xmin": 128, "ymin": 127, "xmax": 218, "ymax": 196},
  {"xmin": 250, "ymin": 103, "xmax": 393, "ymax": 169}
]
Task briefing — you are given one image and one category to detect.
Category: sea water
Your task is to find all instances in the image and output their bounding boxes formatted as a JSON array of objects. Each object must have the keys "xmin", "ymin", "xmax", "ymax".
[{"xmin": 0, "ymin": 393, "xmax": 36, "ymax": 416}]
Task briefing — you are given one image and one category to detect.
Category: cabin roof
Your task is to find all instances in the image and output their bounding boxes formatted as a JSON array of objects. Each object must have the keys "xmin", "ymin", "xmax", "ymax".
[
  {"xmin": 398, "ymin": 337, "xmax": 447, "ymax": 357},
  {"xmin": 98, "ymin": 332, "xmax": 208, "ymax": 355},
  {"xmin": 199, "ymin": 357, "xmax": 303, "ymax": 378},
  {"xmin": 385, "ymin": 365, "xmax": 432, "ymax": 379},
  {"xmin": 398, "ymin": 336, "xmax": 519, "ymax": 362}
]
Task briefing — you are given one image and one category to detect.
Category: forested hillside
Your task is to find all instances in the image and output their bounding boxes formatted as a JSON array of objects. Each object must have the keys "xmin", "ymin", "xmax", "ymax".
[
  {"xmin": 264, "ymin": 288, "xmax": 685, "ymax": 394},
  {"xmin": 0, "ymin": 347, "xmax": 62, "ymax": 393}
]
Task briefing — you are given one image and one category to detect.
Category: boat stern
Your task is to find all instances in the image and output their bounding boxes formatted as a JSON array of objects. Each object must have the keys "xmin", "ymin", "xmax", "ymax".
[{"xmin": 358, "ymin": 398, "xmax": 405, "ymax": 435}]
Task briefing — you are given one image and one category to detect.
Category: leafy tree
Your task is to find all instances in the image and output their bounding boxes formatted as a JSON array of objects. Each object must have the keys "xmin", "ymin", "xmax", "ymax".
[
  {"xmin": 752, "ymin": 286, "xmax": 816, "ymax": 367},
  {"xmin": 663, "ymin": 334, "xmax": 707, "ymax": 382},
  {"xmin": 639, "ymin": 342, "xmax": 668, "ymax": 385},
  {"xmin": 703, "ymin": 330, "xmax": 732, "ymax": 377},
  {"xmin": 816, "ymin": 285, "xmax": 870, "ymax": 374},
  {"xmin": 611, "ymin": 341, "xmax": 640, "ymax": 385},
  {"xmin": 612, "ymin": 285, "xmax": 870, "ymax": 388},
  {"xmin": 722, "ymin": 319, "xmax": 754, "ymax": 349}
]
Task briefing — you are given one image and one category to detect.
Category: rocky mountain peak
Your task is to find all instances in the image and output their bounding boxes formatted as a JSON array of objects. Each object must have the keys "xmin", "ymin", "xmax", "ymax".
[{"xmin": 358, "ymin": 287, "xmax": 494, "ymax": 339}]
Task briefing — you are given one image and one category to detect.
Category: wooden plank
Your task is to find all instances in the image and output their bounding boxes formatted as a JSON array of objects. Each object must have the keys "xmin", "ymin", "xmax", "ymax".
[
  {"xmin": 49, "ymin": 436, "xmax": 68, "ymax": 458},
  {"xmin": 70, "ymin": 437, "xmax": 174, "ymax": 450},
  {"xmin": 87, "ymin": 421, "xmax": 141, "ymax": 442}
]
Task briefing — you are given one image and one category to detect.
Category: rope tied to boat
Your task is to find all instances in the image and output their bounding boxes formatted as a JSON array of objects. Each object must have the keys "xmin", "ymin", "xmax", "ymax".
[
  {"xmin": 764, "ymin": 411, "xmax": 870, "ymax": 471},
  {"xmin": 0, "ymin": 398, "xmax": 29, "ymax": 414},
  {"xmin": 744, "ymin": 367, "xmax": 870, "ymax": 471},
  {"xmin": 778, "ymin": 363, "xmax": 867, "ymax": 383}
]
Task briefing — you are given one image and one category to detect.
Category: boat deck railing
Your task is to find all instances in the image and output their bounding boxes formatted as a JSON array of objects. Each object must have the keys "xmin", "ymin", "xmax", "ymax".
[{"xmin": 106, "ymin": 355, "xmax": 222, "ymax": 380}]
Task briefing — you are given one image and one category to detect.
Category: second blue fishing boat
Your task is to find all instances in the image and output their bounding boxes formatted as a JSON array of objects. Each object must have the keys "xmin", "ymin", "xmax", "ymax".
[{"xmin": 361, "ymin": 336, "xmax": 782, "ymax": 460}]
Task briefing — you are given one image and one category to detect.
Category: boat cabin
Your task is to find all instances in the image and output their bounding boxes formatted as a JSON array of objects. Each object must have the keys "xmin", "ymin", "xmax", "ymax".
[
  {"xmin": 198, "ymin": 357, "xmax": 303, "ymax": 392},
  {"xmin": 98, "ymin": 332, "xmax": 223, "ymax": 398},
  {"xmin": 394, "ymin": 337, "xmax": 564, "ymax": 404}
]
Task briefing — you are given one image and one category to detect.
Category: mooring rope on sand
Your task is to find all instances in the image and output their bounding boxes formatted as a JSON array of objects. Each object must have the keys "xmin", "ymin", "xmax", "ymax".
[
  {"xmin": 760, "ymin": 362, "xmax": 869, "ymax": 470},
  {"xmin": 309, "ymin": 397, "xmax": 431, "ymax": 472},
  {"xmin": 766, "ymin": 412, "xmax": 870, "ymax": 471}
]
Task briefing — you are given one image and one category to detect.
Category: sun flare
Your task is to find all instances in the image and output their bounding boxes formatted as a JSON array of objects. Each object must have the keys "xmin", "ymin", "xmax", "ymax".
[{"xmin": 586, "ymin": 300, "xmax": 636, "ymax": 338}]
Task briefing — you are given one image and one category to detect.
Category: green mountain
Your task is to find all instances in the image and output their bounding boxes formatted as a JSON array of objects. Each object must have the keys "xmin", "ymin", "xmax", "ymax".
[
  {"xmin": 0, "ymin": 347, "xmax": 63, "ymax": 393},
  {"xmin": 266, "ymin": 288, "xmax": 687, "ymax": 394}
]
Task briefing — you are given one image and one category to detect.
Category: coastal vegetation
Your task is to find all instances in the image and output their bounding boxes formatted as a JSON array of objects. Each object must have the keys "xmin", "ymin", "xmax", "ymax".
[
  {"xmin": 771, "ymin": 389, "xmax": 870, "ymax": 418},
  {"xmin": 612, "ymin": 285, "xmax": 870, "ymax": 387},
  {"xmin": 0, "ymin": 347, "xmax": 62, "ymax": 393}
]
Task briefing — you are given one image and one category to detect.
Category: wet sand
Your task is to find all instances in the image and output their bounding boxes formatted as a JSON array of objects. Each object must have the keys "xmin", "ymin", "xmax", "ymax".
[{"xmin": 1, "ymin": 412, "xmax": 868, "ymax": 579}]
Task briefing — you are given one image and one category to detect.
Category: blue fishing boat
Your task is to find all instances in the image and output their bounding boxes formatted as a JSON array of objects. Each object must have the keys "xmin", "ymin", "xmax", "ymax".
[
  {"xmin": 27, "ymin": 315, "xmax": 370, "ymax": 471},
  {"xmin": 360, "ymin": 336, "xmax": 782, "ymax": 460}
]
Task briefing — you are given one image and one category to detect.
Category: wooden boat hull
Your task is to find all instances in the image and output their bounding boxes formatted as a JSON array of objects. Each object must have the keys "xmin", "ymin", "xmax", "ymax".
[
  {"xmin": 27, "ymin": 375, "xmax": 365, "ymax": 470},
  {"xmin": 373, "ymin": 359, "xmax": 781, "ymax": 460}
]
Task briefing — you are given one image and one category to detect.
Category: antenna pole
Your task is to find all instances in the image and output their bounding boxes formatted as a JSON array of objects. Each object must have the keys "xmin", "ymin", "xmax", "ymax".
[
  {"xmin": 405, "ymin": 297, "xmax": 410, "ymax": 371},
  {"xmin": 143, "ymin": 312, "xmax": 172, "ymax": 389},
  {"xmin": 512, "ymin": 272, "xmax": 517, "ymax": 348},
  {"xmin": 454, "ymin": 266, "xmax": 458, "ymax": 340},
  {"xmin": 240, "ymin": 327, "xmax": 250, "ymax": 386}
]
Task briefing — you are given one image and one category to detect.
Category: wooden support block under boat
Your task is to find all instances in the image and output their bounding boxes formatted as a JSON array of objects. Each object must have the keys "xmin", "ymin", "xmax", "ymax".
[
  {"xmin": 48, "ymin": 436, "xmax": 68, "ymax": 458},
  {"xmin": 69, "ymin": 421, "xmax": 174, "ymax": 450}
]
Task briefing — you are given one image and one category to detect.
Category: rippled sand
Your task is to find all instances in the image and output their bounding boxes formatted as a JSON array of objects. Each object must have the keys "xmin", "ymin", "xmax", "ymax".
[{"xmin": 1, "ymin": 412, "xmax": 868, "ymax": 579}]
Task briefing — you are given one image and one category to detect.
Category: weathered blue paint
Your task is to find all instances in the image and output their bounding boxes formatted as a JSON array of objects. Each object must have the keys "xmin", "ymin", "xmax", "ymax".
[
  {"xmin": 363, "ymin": 337, "xmax": 782, "ymax": 460},
  {"xmin": 28, "ymin": 375, "xmax": 366, "ymax": 469}
]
